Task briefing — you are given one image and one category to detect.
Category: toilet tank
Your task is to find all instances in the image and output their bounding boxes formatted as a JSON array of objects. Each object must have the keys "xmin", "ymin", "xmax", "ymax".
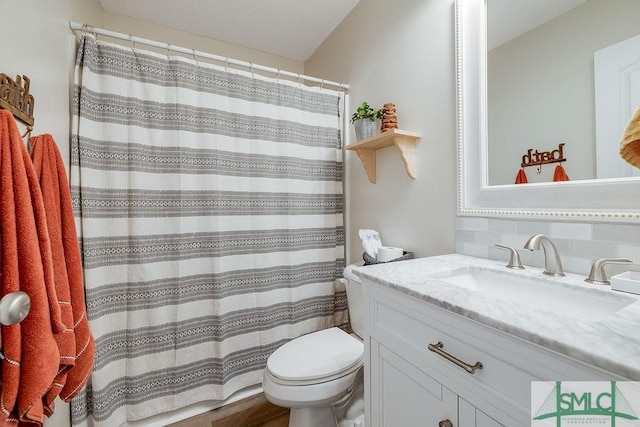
[{"xmin": 343, "ymin": 264, "xmax": 364, "ymax": 339}]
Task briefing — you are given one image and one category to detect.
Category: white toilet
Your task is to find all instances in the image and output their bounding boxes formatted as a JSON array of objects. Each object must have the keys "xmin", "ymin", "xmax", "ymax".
[{"xmin": 262, "ymin": 264, "xmax": 365, "ymax": 427}]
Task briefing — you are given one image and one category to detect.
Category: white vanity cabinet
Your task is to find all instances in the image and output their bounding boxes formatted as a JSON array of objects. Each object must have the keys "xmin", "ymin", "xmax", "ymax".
[
  {"xmin": 362, "ymin": 278, "xmax": 629, "ymax": 427},
  {"xmin": 370, "ymin": 339, "xmax": 501, "ymax": 427}
]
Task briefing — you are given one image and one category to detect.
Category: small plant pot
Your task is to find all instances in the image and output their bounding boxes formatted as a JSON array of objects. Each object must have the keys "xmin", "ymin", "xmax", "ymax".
[{"xmin": 353, "ymin": 118, "xmax": 381, "ymax": 141}]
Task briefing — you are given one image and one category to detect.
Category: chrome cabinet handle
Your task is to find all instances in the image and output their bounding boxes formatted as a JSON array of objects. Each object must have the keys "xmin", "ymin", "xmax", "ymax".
[
  {"xmin": 428, "ymin": 341, "xmax": 483, "ymax": 375},
  {"xmin": 439, "ymin": 419, "xmax": 453, "ymax": 427}
]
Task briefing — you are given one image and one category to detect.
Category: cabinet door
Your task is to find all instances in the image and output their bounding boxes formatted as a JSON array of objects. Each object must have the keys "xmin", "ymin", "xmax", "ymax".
[
  {"xmin": 370, "ymin": 339, "xmax": 457, "ymax": 427},
  {"xmin": 458, "ymin": 398, "xmax": 503, "ymax": 427}
]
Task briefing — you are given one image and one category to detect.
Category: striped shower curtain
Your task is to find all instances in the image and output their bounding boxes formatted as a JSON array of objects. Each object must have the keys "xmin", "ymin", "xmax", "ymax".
[{"xmin": 69, "ymin": 35, "xmax": 346, "ymax": 426}]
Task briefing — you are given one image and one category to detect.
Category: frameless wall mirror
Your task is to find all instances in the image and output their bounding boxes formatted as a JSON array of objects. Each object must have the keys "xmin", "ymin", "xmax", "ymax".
[{"xmin": 456, "ymin": 0, "xmax": 640, "ymax": 221}]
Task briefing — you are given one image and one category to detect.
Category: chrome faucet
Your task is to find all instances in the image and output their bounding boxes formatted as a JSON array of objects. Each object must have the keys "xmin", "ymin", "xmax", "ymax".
[
  {"xmin": 523, "ymin": 234, "xmax": 565, "ymax": 276},
  {"xmin": 585, "ymin": 258, "xmax": 632, "ymax": 285}
]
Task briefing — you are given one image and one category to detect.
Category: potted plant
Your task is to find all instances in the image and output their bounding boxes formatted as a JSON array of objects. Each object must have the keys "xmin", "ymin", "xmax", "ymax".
[{"xmin": 351, "ymin": 102, "xmax": 382, "ymax": 141}]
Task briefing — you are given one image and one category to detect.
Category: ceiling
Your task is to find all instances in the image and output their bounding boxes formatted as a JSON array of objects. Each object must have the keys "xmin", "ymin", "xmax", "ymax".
[
  {"xmin": 101, "ymin": 1, "xmax": 589, "ymax": 60},
  {"xmin": 488, "ymin": 0, "xmax": 588, "ymax": 50},
  {"xmin": 101, "ymin": 0, "xmax": 359, "ymax": 61}
]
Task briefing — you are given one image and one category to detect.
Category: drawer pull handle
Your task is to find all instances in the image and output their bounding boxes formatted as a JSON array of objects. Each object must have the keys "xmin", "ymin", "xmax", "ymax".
[
  {"xmin": 439, "ymin": 420, "xmax": 453, "ymax": 427},
  {"xmin": 428, "ymin": 341, "xmax": 483, "ymax": 374}
]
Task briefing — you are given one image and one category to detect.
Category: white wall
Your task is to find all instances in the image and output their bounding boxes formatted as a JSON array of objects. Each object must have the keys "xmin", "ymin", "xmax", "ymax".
[
  {"xmin": 488, "ymin": 0, "xmax": 640, "ymax": 185},
  {"xmin": 306, "ymin": 0, "xmax": 458, "ymax": 264},
  {"xmin": 1, "ymin": 0, "xmax": 104, "ymax": 170}
]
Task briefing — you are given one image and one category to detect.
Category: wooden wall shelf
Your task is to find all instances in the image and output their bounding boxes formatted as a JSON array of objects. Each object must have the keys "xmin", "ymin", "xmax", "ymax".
[{"xmin": 345, "ymin": 129, "xmax": 421, "ymax": 183}]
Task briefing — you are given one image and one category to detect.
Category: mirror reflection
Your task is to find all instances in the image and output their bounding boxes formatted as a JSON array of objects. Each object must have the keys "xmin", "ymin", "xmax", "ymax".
[{"xmin": 487, "ymin": 0, "xmax": 640, "ymax": 185}]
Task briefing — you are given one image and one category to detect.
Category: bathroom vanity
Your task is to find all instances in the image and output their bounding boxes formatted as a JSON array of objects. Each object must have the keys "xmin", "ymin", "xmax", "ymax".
[{"xmin": 354, "ymin": 254, "xmax": 640, "ymax": 427}]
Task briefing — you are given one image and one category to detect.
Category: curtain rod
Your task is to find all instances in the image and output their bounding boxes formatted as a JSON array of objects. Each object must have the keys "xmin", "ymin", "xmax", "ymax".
[{"xmin": 68, "ymin": 21, "xmax": 349, "ymax": 91}]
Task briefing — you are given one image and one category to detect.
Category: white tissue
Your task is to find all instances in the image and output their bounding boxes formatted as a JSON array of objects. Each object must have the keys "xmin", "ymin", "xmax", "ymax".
[
  {"xmin": 377, "ymin": 246, "xmax": 403, "ymax": 262},
  {"xmin": 359, "ymin": 229, "xmax": 382, "ymax": 258}
]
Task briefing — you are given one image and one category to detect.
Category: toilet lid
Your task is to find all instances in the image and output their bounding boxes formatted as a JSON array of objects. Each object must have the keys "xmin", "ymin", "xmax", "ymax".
[{"xmin": 267, "ymin": 327, "xmax": 364, "ymax": 382}]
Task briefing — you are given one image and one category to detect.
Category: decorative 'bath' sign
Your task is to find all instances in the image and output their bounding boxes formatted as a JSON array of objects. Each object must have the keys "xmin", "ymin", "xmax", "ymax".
[
  {"xmin": 0, "ymin": 73, "xmax": 35, "ymax": 126},
  {"xmin": 521, "ymin": 143, "xmax": 565, "ymax": 168}
]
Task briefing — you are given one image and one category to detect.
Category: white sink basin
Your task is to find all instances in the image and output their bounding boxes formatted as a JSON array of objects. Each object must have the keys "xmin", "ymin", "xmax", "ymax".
[{"xmin": 432, "ymin": 267, "xmax": 636, "ymax": 320}]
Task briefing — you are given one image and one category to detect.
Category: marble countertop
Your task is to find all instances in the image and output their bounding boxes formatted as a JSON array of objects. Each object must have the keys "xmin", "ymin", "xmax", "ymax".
[{"xmin": 353, "ymin": 254, "xmax": 640, "ymax": 379}]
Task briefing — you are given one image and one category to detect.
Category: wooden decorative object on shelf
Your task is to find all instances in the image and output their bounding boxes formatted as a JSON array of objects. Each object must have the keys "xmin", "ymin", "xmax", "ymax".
[
  {"xmin": 345, "ymin": 129, "xmax": 421, "ymax": 183},
  {"xmin": 0, "ymin": 73, "xmax": 35, "ymax": 126},
  {"xmin": 381, "ymin": 102, "xmax": 398, "ymax": 132}
]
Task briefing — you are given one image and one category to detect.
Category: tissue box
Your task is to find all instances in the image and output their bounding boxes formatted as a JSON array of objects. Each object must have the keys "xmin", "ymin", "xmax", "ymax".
[{"xmin": 611, "ymin": 271, "xmax": 640, "ymax": 295}]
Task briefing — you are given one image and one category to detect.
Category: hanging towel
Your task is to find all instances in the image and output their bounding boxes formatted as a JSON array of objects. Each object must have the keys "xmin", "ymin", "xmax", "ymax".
[
  {"xmin": 514, "ymin": 168, "xmax": 528, "ymax": 184},
  {"xmin": 620, "ymin": 104, "xmax": 640, "ymax": 168},
  {"xmin": 552, "ymin": 164, "xmax": 570, "ymax": 182},
  {"xmin": 30, "ymin": 134, "xmax": 95, "ymax": 408},
  {"xmin": 0, "ymin": 110, "xmax": 64, "ymax": 425}
]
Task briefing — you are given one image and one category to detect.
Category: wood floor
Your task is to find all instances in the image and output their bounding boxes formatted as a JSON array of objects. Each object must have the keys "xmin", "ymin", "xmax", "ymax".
[{"xmin": 168, "ymin": 393, "xmax": 289, "ymax": 427}]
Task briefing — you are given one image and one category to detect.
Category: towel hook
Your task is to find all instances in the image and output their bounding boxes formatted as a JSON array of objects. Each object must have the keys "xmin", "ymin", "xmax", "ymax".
[{"xmin": 21, "ymin": 126, "xmax": 33, "ymax": 139}]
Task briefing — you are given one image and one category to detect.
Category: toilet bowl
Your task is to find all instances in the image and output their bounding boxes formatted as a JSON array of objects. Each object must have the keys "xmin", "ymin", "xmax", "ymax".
[{"xmin": 262, "ymin": 264, "xmax": 364, "ymax": 427}]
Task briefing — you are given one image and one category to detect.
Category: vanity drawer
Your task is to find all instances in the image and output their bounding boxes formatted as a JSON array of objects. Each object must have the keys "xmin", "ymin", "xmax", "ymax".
[{"xmin": 367, "ymin": 284, "xmax": 617, "ymax": 424}]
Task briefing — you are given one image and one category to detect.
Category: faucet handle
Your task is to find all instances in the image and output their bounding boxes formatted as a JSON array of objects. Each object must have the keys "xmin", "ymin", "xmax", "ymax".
[
  {"xmin": 585, "ymin": 258, "xmax": 633, "ymax": 285},
  {"xmin": 494, "ymin": 244, "xmax": 525, "ymax": 270}
]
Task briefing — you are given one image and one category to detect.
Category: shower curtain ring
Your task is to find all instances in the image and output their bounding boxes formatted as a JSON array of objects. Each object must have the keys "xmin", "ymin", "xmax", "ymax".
[
  {"xmin": 537, "ymin": 164, "xmax": 542, "ymax": 174},
  {"xmin": 276, "ymin": 69, "xmax": 281, "ymax": 83},
  {"xmin": 81, "ymin": 24, "xmax": 94, "ymax": 36},
  {"xmin": 129, "ymin": 35, "xmax": 136, "ymax": 51},
  {"xmin": 319, "ymin": 79, "xmax": 324, "ymax": 91},
  {"xmin": 192, "ymin": 49, "xmax": 199, "ymax": 67},
  {"xmin": 166, "ymin": 43, "xmax": 172, "ymax": 59},
  {"xmin": 249, "ymin": 62, "xmax": 254, "ymax": 78},
  {"xmin": 297, "ymin": 73, "xmax": 302, "ymax": 87},
  {"xmin": 225, "ymin": 58, "xmax": 229, "ymax": 72}
]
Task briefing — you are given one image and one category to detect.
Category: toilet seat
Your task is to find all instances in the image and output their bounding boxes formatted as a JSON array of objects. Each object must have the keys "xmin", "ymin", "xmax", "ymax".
[{"xmin": 266, "ymin": 327, "xmax": 363, "ymax": 386}]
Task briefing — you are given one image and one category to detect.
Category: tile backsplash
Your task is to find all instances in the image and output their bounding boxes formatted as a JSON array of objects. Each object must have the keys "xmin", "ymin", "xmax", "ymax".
[{"xmin": 456, "ymin": 217, "xmax": 640, "ymax": 277}]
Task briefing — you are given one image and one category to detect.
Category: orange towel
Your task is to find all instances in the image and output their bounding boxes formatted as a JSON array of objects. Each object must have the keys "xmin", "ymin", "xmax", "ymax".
[
  {"xmin": 514, "ymin": 168, "xmax": 528, "ymax": 184},
  {"xmin": 0, "ymin": 110, "xmax": 63, "ymax": 425},
  {"xmin": 30, "ymin": 134, "xmax": 95, "ymax": 407},
  {"xmin": 552, "ymin": 164, "xmax": 570, "ymax": 182}
]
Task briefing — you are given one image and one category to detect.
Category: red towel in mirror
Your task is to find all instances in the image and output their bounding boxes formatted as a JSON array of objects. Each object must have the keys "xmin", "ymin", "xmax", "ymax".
[
  {"xmin": 553, "ymin": 164, "xmax": 570, "ymax": 182},
  {"xmin": 514, "ymin": 168, "xmax": 528, "ymax": 184}
]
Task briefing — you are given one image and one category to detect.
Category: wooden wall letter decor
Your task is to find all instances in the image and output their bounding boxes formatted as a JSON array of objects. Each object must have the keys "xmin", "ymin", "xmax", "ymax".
[
  {"xmin": 0, "ymin": 73, "xmax": 35, "ymax": 126},
  {"xmin": 521, "ymin": 143, "xmax": 566, "ymax": 168}
]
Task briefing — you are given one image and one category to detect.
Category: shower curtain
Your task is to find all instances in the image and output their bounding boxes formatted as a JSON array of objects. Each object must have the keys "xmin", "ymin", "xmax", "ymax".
[{"xmin": 69, "ymin": 35, "xmax": 346, "ymax": 426}]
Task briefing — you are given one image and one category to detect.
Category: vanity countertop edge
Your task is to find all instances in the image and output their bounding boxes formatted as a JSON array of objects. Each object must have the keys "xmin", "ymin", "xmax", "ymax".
[{"xmin": 353, "ymin": 253, "xmax": 640, "ymax": 380}]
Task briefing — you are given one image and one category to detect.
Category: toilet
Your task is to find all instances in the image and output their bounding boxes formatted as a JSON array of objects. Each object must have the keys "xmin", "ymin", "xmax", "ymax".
[{"xmin": 262, "ymin": 264, "xmax": 365, "ymax": 427}]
